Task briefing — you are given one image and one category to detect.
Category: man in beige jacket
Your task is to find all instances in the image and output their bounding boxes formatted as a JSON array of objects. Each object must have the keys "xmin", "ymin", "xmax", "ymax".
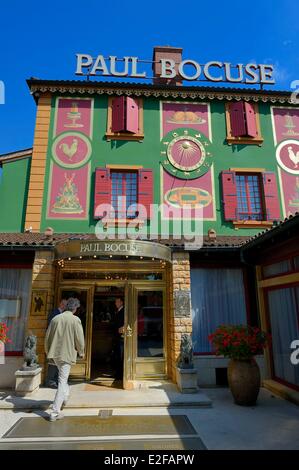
[{"xmin": 45, "ymin": 297, "xmax": 85, "ymax": 421}]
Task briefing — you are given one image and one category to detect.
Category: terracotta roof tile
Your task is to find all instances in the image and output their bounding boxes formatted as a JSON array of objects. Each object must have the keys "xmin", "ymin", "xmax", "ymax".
[{"xmin": 0, "ymin": 232, "xmax": 248, "ymax": 249}]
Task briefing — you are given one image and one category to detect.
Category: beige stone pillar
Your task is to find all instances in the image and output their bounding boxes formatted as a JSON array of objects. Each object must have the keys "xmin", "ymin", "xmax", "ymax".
[
  {"xmin": 26, "ymin": 250, "xmax": 56, "ymax": 380},
  {"xmin": 168, "ymin": 251, "xmax": 192, "ymax": 382}
]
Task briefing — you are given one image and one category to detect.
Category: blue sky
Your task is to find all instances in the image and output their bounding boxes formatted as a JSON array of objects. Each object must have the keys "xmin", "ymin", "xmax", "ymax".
[{"xmin": 0, "ymin": 0, "xmax": 298, "ymax": 153}]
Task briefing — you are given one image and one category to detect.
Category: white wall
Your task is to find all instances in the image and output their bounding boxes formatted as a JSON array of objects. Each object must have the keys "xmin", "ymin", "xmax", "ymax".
[
  {"xmin": 0, "ymin": 357, "xmax": 23, "ymax": 388},
  {"xmin": 194, "ymin": 355, "xmax": 267, "ymax": 386}
]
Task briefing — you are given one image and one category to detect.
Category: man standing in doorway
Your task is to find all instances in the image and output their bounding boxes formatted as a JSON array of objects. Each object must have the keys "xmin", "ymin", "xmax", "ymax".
[
  {"xmin": 45, "ymin": 298, "xmax": 68, "ymax": 388},
  {"xmin": 114, "ymin": 297, "xmax": 125, "ymax": 380},
  {"xmin": 45, "ymin": 297, "xmax": 85, "ymax": 422}
]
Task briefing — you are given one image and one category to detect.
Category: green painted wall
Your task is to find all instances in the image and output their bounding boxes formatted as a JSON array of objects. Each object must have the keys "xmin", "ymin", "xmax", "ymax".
[
  {"xmin": 39, "ymin": 94, "xmax": 284, "ymax": 237},
  {"xmin": 0, "ymin": 157, "xmax": 31, "ymax": 232}
]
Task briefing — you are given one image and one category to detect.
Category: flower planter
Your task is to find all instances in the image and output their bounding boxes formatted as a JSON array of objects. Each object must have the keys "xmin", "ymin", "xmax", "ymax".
[{"xmin": 227, "ymin": 358, "xmax": 261, "ymax": 406}]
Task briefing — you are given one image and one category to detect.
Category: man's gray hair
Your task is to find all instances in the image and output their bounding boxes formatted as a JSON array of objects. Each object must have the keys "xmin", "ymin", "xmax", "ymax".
[{"xmin": 66, "ymin": 297, "xmax": 80, "ymax": 312}]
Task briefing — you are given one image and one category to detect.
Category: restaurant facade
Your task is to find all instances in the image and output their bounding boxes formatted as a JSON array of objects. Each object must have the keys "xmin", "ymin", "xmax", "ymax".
[{"xmin": 0, "ymin": 46, "xmax": 298, "ymax": 399}]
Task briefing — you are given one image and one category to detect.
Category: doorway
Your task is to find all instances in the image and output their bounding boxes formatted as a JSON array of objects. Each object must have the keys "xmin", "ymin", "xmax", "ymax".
[
  {"xmin": 91, "ymin": 286, "xmax": 125, "ymax": 387},
  {"xmin": 56, "ymin": 259, "xmax": 168, "ymax": 388}
]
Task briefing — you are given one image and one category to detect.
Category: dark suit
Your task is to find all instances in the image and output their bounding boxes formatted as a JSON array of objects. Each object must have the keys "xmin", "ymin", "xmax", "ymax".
[{"xmin": 114, "ymin": 306, "xmax": 124, "ymax": 379}]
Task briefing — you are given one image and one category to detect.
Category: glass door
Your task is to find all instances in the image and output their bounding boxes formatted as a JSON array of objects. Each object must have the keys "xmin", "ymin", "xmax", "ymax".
[
  {"xmin": 57, "ymin": 286, "xmax": 94, "ymax": 380},
  {"xmin": 125, "ymin": 283, "xmax": 167, "ymax": 383}
]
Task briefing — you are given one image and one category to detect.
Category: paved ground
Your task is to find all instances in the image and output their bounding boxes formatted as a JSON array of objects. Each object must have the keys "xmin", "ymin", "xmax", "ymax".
[{"xmin": 0, "ymin": 387, "xmax": 298, "ymax": 449}]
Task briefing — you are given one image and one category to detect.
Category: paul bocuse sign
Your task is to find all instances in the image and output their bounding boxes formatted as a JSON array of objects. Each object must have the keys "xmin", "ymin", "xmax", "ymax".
[
  {"xmin": 55, "ymin": 239, "xmax": 172, "ymax": 262},
  {"xmin": 75, "ymin": 53, "xmax": 275, "ymax": 85}
]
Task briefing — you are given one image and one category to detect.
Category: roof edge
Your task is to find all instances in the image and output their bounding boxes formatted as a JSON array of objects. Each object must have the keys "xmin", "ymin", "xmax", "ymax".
[
  {"xmin": 26, "ymin": 79, "xmax": 294, "ymax": 104},
  {"xmin": 0, "ymin": 148, "xmax": 32, "ymax": 164}
]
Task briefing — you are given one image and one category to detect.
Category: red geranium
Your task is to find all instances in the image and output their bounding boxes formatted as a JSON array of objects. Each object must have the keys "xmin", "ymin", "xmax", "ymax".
[
  {"xmin": 208, "ymin": 325, "xmax": 270, "ymax": 360},
  {"xmin": 0, "ymin": 322, "xmax": 12, "ymax": 344}
]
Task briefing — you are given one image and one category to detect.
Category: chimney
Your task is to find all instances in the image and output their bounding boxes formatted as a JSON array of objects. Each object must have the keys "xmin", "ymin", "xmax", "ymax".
[{"xmin": 152, "ymin": 46, "xmax": 183, "ymax": 86}]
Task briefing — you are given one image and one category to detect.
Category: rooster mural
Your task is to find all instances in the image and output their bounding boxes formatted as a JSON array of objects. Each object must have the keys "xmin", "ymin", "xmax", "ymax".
[
  {"xmin": 287, "ymin": 146, "xmax": 299, "ymax": 168},
  {"xmin": 59, "ymin": 139, "xmax": 78, "ymax": 160}
]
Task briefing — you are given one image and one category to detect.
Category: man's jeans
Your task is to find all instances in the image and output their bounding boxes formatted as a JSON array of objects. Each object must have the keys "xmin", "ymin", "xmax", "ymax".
[
  {"xmin": 46, "ymin": 363, "xmax": 58, "ymax": 387},
  {"xmin": 52, "ymin": 361, "xmax": 71, "ymax": 414}
]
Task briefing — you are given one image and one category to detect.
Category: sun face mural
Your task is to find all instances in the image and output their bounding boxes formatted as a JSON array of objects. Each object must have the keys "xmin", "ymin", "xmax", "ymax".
[
  {"xmin": 160, "ymin": 101, "xmax": 215, "ymax": 220},
  {"xmin": 161, "ymin": 128, "xmax": 213, "ymax": 179}
]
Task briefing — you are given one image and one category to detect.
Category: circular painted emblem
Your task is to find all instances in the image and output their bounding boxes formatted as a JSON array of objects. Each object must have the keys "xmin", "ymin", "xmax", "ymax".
[
  {"xmin": 52, "ymin": 132, "xmax": 92, "ymax": 168},
  {"xmin": 276, "ymin": 139, "xmax": 299, "ymax": 175},
  {"xmin": 161, "ymin": 128, "xmax": 213, "ymax": 179}
]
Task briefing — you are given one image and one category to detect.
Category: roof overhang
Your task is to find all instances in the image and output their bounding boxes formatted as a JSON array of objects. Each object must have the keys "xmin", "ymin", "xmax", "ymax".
[{"xmin": 27, "ymin": 79, "xmax": 293, "ymax": 105}]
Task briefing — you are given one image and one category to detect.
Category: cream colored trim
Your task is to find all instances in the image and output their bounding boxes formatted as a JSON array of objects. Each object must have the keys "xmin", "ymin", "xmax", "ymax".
[
  {"xmin": 256, "ymin": 266, "xmax": 272, "ymax": 379},
  {"xmin": 30, "ymin": 84, "xmax": 293, "ymax": 104},
  {"xmin": 106, "ymin": 164, "xmax": 143, "ymax": 169},
  {"xmin": 263, "ymin": 379, "xmax": 299, "ymax": 406},
  {"xmin": 258, "ymin": 272, "xmax": 299, "ymax": 288},
  {"xmin": 230, "ymin": 167, "xmax": 266, "ymax": 173},
  {"xmin": 233, "ymin": 220, "xmax": 273, "ymax": 229}
]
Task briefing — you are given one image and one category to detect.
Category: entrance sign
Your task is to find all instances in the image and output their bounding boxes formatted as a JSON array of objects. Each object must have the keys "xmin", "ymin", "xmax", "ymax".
[
  {"xmin": 55, "ymin": 239, "xmax": 172, "ymax": 262},
  {"xmin": 75, "ymin": 54, "xmax": 275, "ymax": 85}
]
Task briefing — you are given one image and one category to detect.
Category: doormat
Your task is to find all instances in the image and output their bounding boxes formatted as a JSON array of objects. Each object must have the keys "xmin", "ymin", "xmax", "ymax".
[
  {"xmin": 0, "ymin": 437, "xmax": 206, "ymax": 450},
  {"xmin": 84, "ymin": 381, "xmax": 123, "ymax": 391},
  {"xmin": 3, "ymin": 415, "xmax": 197, "ymax": 439}
]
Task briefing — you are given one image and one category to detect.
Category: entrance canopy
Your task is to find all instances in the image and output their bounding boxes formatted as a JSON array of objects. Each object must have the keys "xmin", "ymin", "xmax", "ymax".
[{"xmin": 55, "ymin": 239, "xmax": 172, "ymax": 263}]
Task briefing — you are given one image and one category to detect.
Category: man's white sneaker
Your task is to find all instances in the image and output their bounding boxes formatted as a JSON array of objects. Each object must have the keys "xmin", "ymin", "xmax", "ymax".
[{"xmin": 49, "ymin": 412, "xmax": 64, "ymax": 422}]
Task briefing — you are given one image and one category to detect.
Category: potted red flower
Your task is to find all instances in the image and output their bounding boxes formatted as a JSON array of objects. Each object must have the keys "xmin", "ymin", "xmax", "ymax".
[
  {"xmin": 0, "ymin": 321, "xmax": 11, "ymax": 344},
  {"xmin": 208, "ymin": 325, "xmax": 270, "ymax": 405}
]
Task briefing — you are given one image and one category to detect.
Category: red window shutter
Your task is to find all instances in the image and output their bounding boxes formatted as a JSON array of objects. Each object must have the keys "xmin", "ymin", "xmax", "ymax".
[
  {"xmin": 229, "ymin": 102, "xmax": 247, "ymax": 137},
  {"xmin": 262, "ymin": 172, "xmax": 281, "ymax": 221},
  {"xmin": 244, "ymin": 102, "xmax": 257, "ymax": 137},
  {"xmin": 221, "ymin": 171, "xmax": 238, "ymax": 220},
  {"xmin": 94, "ymin": 168, "xmax": 111, "ymax": 219},
  {"xmin": 111, "ymin": 96, "xmax": 125, "ymax": 132},
  {"xmin": 126, "ymin": 97, "xmax": 139, "ymax": 134},
  {"xmin": 138, "ymin": 169, "xmax": 153, "ymax": 219}
]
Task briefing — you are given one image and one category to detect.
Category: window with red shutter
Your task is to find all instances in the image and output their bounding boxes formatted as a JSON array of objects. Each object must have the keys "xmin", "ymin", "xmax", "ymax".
[
  {"xmin": 235, "ymin": 174, "xmax": 264, "ymax": 220},
  {"xmin": 111, "ymin": 96, "xmax": 126, "ymax": 133},
  {"xmin": 221, "ymin": 171, "xmax": 238, "ymax": 221},
  {"xmin": 244, "ymin": 102, "xmax": 257, "ymax": 137},
  {"xmin": 94, "ymin": 168, "xmax": 153, "ymax": 222},
  {"xmin": 94, "ymin": 168, "xmax": 111, "ymax": 219},
  {"xmin": 107, "ymin": 96, "xmax": 144, "ymax": 140},
  {"xmin": 262, "ymin": 172, "xmax": 281, "ymax": 221},
  {"xmin": 230, "ymin": 102, "xmax": 247, "ymax": 137},
  {"xmin": 138, "ymin": 169, "xmax": 153, "ymax": 220},
  {"xmin": 111, "ymin": 171, "xmax": 138, "ymax": 219},
  {"xmin": 222, "ymin": 169, "xmax": 281, "ymax": 227},
  {"xmin": 225, "ymin": 102, "xmax": 262, "ymax": 145}
]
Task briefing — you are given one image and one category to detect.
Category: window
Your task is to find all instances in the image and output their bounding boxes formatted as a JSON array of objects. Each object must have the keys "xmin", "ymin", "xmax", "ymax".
[
  {"xmin": 236, "ymin": 174, "xmax": 263, "ymax": 221},
  {"xmin": 191, "ymin": 268, "xmax": 248, "ymax": 353},
  {"xmin": 267, "ymin": 286, "xmax": 299, "ymax": 389},
  {"xmin": 263, "ymin": 260, "xmax": 292, "ymax": 278},
  {"xmin": 221, "ymin": 170, "xmax": 281, "ymax": 227},
  {"xmin": 94, "ymin": 167, "xmax": 153, "ymax": 223},
  {"xmin": 225, "ymin": 101, "xmax": 263, "ymax": 145},
  {"xmin": 106, "ymin": 96, "xmax": 144, "ymax": 141},
  {"xmin": 111, "ymin": 171, "xmax": 138, "ymax": 219},
  {"xmin": 0, "ymin": 268, "xmax": 32, "ymax": 352}
]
